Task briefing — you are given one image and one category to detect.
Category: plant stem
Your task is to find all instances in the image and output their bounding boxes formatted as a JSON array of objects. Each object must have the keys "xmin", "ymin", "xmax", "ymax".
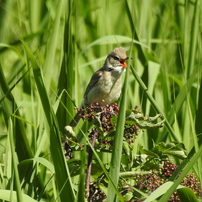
[{"xmin": 85, "ymin": 129, "xmax": 98, "ymax": 199}]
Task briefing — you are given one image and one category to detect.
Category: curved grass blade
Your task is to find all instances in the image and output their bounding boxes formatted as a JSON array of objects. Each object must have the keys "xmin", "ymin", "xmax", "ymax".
[
  {"xmin": 79, "ymin": 35, "xmax": 149, "ymax": 56},
  {"xmin": 177, "ymin": 187, "xmax": 199, "ymax": 202},
  {"xmin": 130, "ymin": 64, "xmax": 178, "ymax": 142},
  {"xmin": 0, "ymin": 190, "xmax": 37, "ymax": 202},
  {"xmin": 21, "ymin": 39, "xmax": 75, "ymax": 201},
  {"xmin": 156, "ymin": 67, "xmax": 200, "ymax": 142},
  {"xmin": 0, "ymin": 64, "xmax": 33, "ymax": 163}
]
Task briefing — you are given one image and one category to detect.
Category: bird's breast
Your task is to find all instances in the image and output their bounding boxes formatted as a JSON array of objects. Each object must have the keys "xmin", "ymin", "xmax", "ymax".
[{"xmin": 86, "ymin": 71, "xmax": 122, "ymax": 105}]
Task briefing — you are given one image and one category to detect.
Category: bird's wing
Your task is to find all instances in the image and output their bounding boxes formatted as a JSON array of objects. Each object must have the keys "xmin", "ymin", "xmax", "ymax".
[{"xmin": 83, "ymin": 70, "xmax": 103, "ymax": 99}]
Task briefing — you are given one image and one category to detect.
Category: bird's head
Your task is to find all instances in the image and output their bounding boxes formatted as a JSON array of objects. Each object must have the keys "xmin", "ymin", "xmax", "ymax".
[{"xmin": 105, "ymin": 47, "xmax": 129, "ymax": 71}]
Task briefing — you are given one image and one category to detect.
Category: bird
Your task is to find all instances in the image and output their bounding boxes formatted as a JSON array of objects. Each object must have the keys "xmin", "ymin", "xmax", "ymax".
[{"xmin": 69, "ymin": 47, "xmax": 129, "ymax": 127}]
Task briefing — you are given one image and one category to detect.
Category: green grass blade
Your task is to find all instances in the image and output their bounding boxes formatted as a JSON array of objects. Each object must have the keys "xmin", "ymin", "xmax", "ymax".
[
  {"xmin": 8, "ymin": 119, "xmax": 23, "ymax": 202},
  {"xmin": 156, "ymin": 67, "xmax": 200, "ymax": 142},
  {"xmin": 0, "ymin": 63, "xmax": 33, "ymax": 163},
  {"xmin": 107, "ymin": 51, "xmax": 131, "ymax": 202},
  {"xmin": 19, "ymin": 157, "xmax": 55, "ymax": 173},
  {"xmin": 187, "ymin": 0, "xmax": 200, "ymax": 76},
  {"xmin": 146, "ymin": 61, "xmax": 160, "ymax": 114},
  {"xmin": 0, "ymin": 190, "xmax": 37, "ymax": 202},
  {"xmin": 195, "ymin": 78, "xmax": 202, "ymax": 135},
  {"xmin": 79, "ymin": 35, "xmax": 144, "ymax": 56},
  {"xmin": 21, "ymin": 39, "xmax": 75, "ymax": 201},
  {"xmin": 43, "ymin": 0, "xmax": 64, "ymax": 89},
  {"xmin": 144, "ymin": 181, "xmax": 173, "ymax": 202},
  {"xmin": 56, "ymin": 0, "xmax": 75, "ymax": 128},
  {"xmin": 75, "ymin": 147, "xmax": 86, "ymax": 202},
  {"xmin": 177, "ymin": 187, "xmax": 199, "ymax": 202},
  {"xmin": 130, "ymin": 64, "xmax": 179, "ymax": 142}
]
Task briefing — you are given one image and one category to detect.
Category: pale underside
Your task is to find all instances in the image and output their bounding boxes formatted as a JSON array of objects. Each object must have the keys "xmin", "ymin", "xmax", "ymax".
[{"xmin": 83, "ymin": 66, "xmax": 125, "ymax": 105}]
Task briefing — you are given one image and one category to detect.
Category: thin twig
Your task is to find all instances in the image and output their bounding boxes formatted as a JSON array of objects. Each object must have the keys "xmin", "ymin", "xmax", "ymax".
[{"xmin": 85, "ymin": 129, "xmax": 98, "ymax": 199}]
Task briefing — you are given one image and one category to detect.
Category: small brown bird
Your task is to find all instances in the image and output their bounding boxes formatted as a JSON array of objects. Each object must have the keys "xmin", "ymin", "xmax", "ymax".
[{"xmin": 69, "ymin": 47, "xmax": 128, "ymax": 127}]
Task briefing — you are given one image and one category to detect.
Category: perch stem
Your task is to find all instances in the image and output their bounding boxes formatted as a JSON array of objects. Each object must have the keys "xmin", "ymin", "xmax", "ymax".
[{"xmin": 85, "ymin": 130, "xmax": 98, "ymax": 199}]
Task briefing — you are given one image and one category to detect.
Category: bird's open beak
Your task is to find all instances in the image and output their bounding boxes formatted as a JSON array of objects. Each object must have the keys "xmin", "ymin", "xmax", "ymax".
[{"xmin": 119, "ymin": 57, "xmax": 129, "ymax": 68}]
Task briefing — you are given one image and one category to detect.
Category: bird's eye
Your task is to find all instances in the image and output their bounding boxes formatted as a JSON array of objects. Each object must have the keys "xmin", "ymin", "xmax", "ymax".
[{"xmin": 113, "ymin": 56, "xmax": 120, "ymax": 60}]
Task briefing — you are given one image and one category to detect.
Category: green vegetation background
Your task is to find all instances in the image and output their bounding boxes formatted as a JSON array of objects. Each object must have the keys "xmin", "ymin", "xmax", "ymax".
[{"xmin": 0, "ymin": 0, "xmax": 201, "ymax": 201}]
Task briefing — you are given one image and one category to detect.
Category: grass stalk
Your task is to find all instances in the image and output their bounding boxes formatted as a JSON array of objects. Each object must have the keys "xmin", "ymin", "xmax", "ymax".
[
  {"xmin": 85, "ymin": 130, "xmax": 98, "ymax": 198},
  {"xmin": 8, "ymin": 119, "xmax": 23, "ymax": 202},
  {"xmin": 130, "ymin": 65, "xmax": 178, "ymax": 142},
  {"xmin": 107, "ymin": 55, "xmax": 130, "ymax": 202}
]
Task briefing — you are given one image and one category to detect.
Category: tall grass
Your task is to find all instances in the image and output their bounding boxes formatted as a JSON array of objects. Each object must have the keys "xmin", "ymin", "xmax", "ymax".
[{"xmin": 0, "ymin": 0, "xmax": 201, "ymax": 201}]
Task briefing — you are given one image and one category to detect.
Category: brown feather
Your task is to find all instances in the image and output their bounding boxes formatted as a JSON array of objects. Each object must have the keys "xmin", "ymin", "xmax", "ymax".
[{"xmin": 83, "ymin": 70, "xmax": 103, "ymax": 104}]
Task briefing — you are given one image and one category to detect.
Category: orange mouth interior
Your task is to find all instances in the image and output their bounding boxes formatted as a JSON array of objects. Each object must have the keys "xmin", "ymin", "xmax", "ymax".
[{"xmin": 119, "ymin": 57, "xmax": 129, "ymax": 68}]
